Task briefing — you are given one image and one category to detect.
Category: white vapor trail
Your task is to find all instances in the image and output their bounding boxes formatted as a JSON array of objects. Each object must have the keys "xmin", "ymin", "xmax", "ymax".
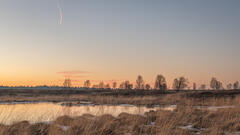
[{"xmin": 56, "ymin": 0, "xmax": 63, "ymax": 24}]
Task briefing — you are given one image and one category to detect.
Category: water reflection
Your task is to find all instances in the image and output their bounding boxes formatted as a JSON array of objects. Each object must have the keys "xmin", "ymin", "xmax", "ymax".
[{"xmin": 0, "ymin": 103, "xmax": 168, "ymax": 125}]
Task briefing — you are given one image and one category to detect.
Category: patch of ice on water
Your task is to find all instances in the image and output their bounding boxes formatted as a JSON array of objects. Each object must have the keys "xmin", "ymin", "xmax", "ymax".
[
  {"xmin": 120, "ymin": 104, "xmax": 135, "ymax": 107},
  {"xmin": 0, "ymin": 101, "xmax": 50, "ymax": 105},
  {"xmin": 179, "ymin": 124, "xmax": 206, "ymax": 135},
  {"xmin": 195, "ymin": 106, "xmax": 234, "ymax": 111},
  {"xmin": 151, "ymin": 122, "xmax": 155, "ymax": 125},
  {"xmin": 59, "ymin": 125, "xmax": 70, "ymax": 132},
  {"xmin": 179, "ymin": 125, "xmax": 197, "ymax": 131},
  {"xmin": 225, "ymin": 131, "xmax": 240, "ymax": 135}
]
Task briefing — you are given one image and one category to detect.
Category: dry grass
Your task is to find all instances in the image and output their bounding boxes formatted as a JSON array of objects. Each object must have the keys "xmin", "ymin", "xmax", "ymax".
[
  {"xmin": 1, "ymin": 103, "xmax": 240, "ymax": 134},
  {"xmin": 1, "ymin": 90, "xmax": 240, "ymax": 134},
  {"xmin": 0, "ymin": 108, "xmax": 239, "ymax": 135},
  {"xmin": 1, "ymin": 89, "xmax": 240, "ymax": 106}
]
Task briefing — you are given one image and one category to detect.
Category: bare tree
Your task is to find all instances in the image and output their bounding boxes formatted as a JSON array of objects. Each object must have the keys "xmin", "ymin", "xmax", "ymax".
[
  {"xmin": 126, "ymin": 81, "xmax": 133, "ymax": 90},
  {"xmin": 63, "ymin": 78, "xmax": 71, "ymax": 88},
  {"xmin": 119, "ymin": 83, "xmax": 124, "ymax": 89},
  {"xmin": 84, "ymin": 80, "xmax": 91, "ymax": 88},
  {"xmin": 154, "ymin": 75, "xmax": 167, "ymax": 91},
  {"xmin": 99, "ymin": 81, "xmax": 105, "ymax": 89},
  {"xmin": 210, "ymin": 78, "xmax": 222, "ymax": 90},
  {"xmin": 226, "ymin": 83, "xmax": 232, "ymax": 90},
  {"xmin": 92, "ymin": 84, "xmax": 99, "ymax": 89},
  {"xmin": 136, "ymin": 75, "xmax": 145, "ymax": 89},
  {"xmin": 172, "ymin": 79, "xmax": 178, "ymax": 90},
  {"xmin": 128, "ymin": 84, "xmax": 133, "ymax": 90},
  {"xmin": 199, "ymin": 84, "xmax": 206, "ymax": 90},
  {"xmin": 120, "ymin": 81, "xmax": 133, "ymax": 90},
  {"xmin": 105, "ymin": 84, "xmax": 110, "ymax": 89},
  {"xmin": 233, "ymin": 81, "xmax": 239, "ymax": 89},
  {"xmin": 172, "ymin": 77, "xmax": 188, "ymax": 90},
  {"xmin": 145, "ymin": 84, "xmax": 151, "ymax": 90},
  {"xmin": 193, "ymin": 83, "xmax": 197, "ymax": 90},
  {"xmin": 112, "ymin": 82, "xmax": 117, "ymax": 89}
]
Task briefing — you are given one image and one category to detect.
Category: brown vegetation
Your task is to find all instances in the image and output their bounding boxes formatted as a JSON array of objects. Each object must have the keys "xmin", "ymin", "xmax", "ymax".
[
  {"xmin": 1, "ymin": 89, "xmax": 240, "ymax": 105},
  {"xmin": 1, "ymin": 90, "xmax": 240, "ymax": 134},
  {"xmin": 1, "ymin": 103, "xmax": 240, "ymax": 135}
]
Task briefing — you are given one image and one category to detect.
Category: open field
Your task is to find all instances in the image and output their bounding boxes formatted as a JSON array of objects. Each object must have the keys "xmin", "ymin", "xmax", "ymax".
[
  {"xmin": 1, "ymin": 89, "xmax": 240, "ymax": 106},
  {"xmin": 1, "ymin": 89, "xmax": 240, "ymax": 135}
]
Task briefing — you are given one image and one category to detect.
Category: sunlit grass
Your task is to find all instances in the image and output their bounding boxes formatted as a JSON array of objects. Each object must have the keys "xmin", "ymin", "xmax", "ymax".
[{"xmin": 1, "ymin": 91, "xmax": 240, "ymax": 134}]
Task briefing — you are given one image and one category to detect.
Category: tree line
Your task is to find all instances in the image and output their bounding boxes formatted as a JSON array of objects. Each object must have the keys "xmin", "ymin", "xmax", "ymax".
[{"xmin": 66, "ymin": 75, "xmax": 240, "ymax": 90}]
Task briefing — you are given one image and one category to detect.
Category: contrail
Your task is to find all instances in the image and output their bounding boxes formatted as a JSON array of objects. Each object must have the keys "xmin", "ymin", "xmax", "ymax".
[{"xmin": 56, "ymin": 0, "xmax": 63, "ymax": 24}]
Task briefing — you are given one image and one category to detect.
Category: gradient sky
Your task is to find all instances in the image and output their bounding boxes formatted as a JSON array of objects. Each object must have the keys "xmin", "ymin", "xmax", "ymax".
[{"xmin": 0, "ymin": 0, "xmax": 240, "ymax": 87}]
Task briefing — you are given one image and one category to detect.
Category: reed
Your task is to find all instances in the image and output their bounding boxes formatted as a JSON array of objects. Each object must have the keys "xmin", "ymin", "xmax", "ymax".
[{"xmin": 1, "ymin": 90, "xmax": 240, "ymax": 134}]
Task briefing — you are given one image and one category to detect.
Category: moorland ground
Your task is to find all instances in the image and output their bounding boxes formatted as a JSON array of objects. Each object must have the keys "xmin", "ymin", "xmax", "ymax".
[
  {"xmin": 0, "ymin": 89, "xmax": 240, "ymax": 106},
  {"xmin": 1, "ymin": 89, "xmax": 240, "ymax": 135}
]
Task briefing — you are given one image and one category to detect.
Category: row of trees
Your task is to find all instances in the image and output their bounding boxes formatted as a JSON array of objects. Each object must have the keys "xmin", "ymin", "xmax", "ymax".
[
  {"xmin": 81, "ymin": 75, "xmax": 190, "ymax": 90},
  {"xmin": 210, "ymin": 77, "xmax": 239, "ymax": 90},
  {"xmin": 64, "ymin": 75, "xmax": 239, "ymax": 90},
  {"xmin": 82, "ymin": 75, "xmax": 170, "ymax": 90}
]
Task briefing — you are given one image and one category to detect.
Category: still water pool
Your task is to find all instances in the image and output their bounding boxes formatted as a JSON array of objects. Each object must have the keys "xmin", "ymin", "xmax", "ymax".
[{"xmin": 0, "ymin": 102, "xmax": 175, "ymax": 125}]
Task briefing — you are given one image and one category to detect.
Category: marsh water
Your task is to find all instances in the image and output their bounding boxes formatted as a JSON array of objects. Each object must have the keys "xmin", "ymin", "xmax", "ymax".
[
  {"xmin": 0, "ymin": 101, "xmax": 233, "ymax": 125},
  {"xmin": 0, "ymin": 102, "xmax": 175, "ymax": 125}
]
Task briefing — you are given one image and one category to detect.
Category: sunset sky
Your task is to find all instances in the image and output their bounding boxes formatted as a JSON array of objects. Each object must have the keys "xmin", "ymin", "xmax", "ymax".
[{"xmin": 0, "ymin": 0, "xmax": 239, "ymax": 87}]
